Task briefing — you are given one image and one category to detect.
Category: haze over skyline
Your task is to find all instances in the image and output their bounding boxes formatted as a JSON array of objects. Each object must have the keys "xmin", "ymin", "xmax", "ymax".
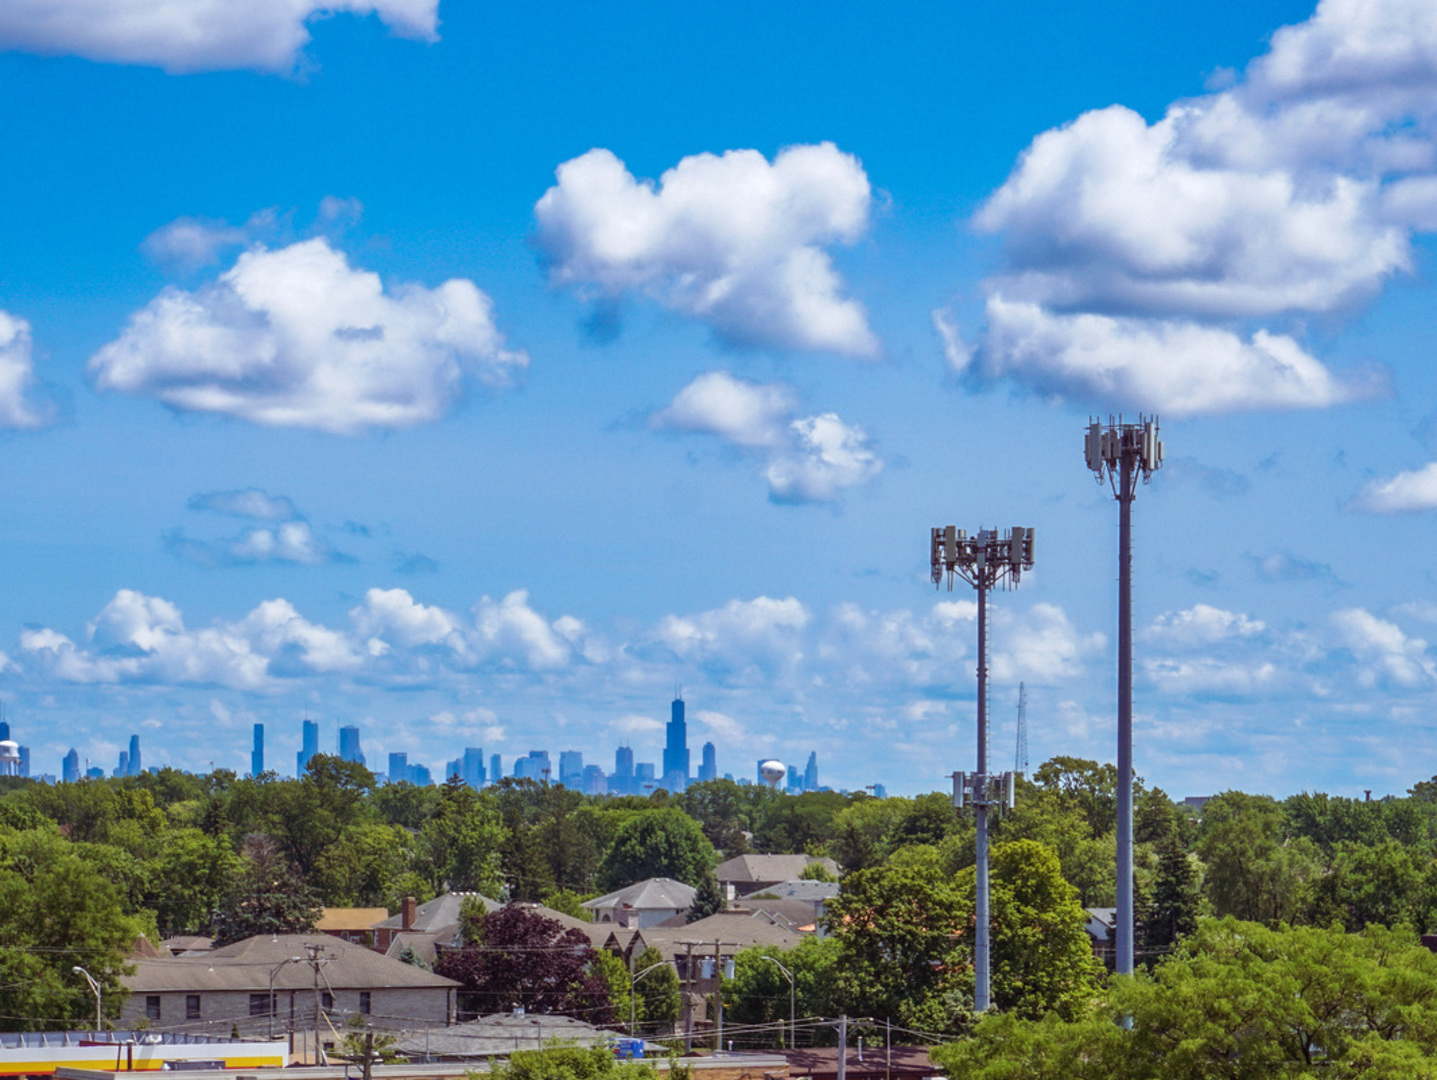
[{"xmin": 2, "ymin": 0, "xmax": 1437, "ymax": 797}]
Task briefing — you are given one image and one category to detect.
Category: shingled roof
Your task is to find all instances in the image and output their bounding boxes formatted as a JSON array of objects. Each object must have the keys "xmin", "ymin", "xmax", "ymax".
[{"xmin": 124, "ymin": 934, "xmax": 458, "ymax": 994}]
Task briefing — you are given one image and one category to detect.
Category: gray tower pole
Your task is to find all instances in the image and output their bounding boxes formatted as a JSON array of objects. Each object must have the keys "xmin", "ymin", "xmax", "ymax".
[
  {"xmin": 974, "ymin": 580, "xmax": 991, "ymax": 1013},
  {"xmin": 1116, "ymin": 453, "xmax": 1134, "ymax": 977}
]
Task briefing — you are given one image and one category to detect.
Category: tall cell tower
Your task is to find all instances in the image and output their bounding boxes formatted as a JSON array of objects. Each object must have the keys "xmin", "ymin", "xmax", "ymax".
[
  {"xmin": 1014, "ymin": 682, "xmax": 1028, "ymax": 778},
  {"xmin": 1085, "ymin": 414, "xmax": 1164, "ymax": 979}
]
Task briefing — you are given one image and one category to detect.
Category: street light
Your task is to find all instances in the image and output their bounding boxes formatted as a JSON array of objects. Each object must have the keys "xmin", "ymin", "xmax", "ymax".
[
  {"xmin": 627, "ymin": 959, "xmax": 671, "ymax": 1038},
  {"xmin": 72, "ymin": 966, "xmax": 101, "ymax": 1031},
  {"xmin": 267, "ymin": 957, "xmax": 303, "ymax": 1039},
  {"xmin": 1084, "ymin": 415, "xmax": 1163, "ymax": 977},
  {"xmin": 931, "ymin": 524, "xmax": 1034, "ymax": 1012},
  {"xmin": 758, "ymin": 955, "xmax": 795, "ymax": 1049}
]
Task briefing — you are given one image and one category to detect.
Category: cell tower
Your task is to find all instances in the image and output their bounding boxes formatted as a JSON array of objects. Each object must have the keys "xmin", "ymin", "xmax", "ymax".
[
  {"xmin": 1085, "ymin": 414, "xmax": 1164, "ymax": 979},
  {"xmin": 1014, "ymin": 683, "xmax": 1028, "ymax": 778},
  {"xmin": 932, "ymin": 523, "xmax": 1034, "ymax": 1013}
]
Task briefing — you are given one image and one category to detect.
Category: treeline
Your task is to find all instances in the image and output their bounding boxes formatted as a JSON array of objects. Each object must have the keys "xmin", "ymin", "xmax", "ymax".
[{"xmin": 6, "ymin": 752, "xmax": 1437, "ymax": 1037}]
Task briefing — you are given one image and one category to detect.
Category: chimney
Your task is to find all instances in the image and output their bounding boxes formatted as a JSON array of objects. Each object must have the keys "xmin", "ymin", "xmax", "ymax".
[{"xmin": 402, "ymin": 895, "xmax": 417, "ymax": 931}]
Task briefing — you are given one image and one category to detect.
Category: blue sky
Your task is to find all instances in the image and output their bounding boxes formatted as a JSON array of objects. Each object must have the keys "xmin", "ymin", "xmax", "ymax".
[{"xmin": 2, "ymin": 0, "xmax": 1436, "ymax": 798}]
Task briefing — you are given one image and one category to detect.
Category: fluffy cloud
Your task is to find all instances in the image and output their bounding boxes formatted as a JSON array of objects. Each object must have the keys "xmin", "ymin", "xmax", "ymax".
[
  {"xmin": 1146, "ymin": 604, "xmax": 1266, "ymax": 648},
  {"xmin": 653, "ymin": 371, "xmax": 882, "ymax": 503},
  {"xmin": 655, "ymin": 596, "xmax": 811, "ymax": 675},
  {"xmin": 959, "ymin": 0, "xmax": 1437, "ymax": 414},
  {"xmin": 90, "ymin": 238, "xmax": 527, "ymax": 434},
  {"xmin": 351, "ymin": 587, "xmax": 463, "ymax": 651},
  {"xmin": 188, "ymin": 488, "xmax": 298, "ymax": 521},
  {"xmin": 969, "ymin": 298, "xmax": 1375, "ymax": 417},
  {"xmin": 0, "ymin": 310, "xmax": 49, "ymax": 428},
  {"xmin": 535, "ymin": 144, "xmax": 877, "ymax": 356},
  {"xmin": 142, "ymin": 210, "xmax": 279, "ymax": 271},
  {"xmin": 1353, "ymin": 462, "xmax": 1437, "ymax": 513},
  {"xmin": 20, "ymin": 589, "xmax": 360, "ymax": 688},
  {"xmin": 471, "ymin": 591, "xmax": 573, "ymax": 670},
  {"xmin": 1333, "ymin": 607, "xmax": 1437, "ymax": 689},
  {"xmin": 171, "ymin": 488, "xmax": 342, "ymax": 566},
  {"xmin": 0, "ymin": 0, "xmax": 438, "ymax": 73},
  {"xmin": 651, "ymin": 370, "xmax": 795, "ymax": 448}
]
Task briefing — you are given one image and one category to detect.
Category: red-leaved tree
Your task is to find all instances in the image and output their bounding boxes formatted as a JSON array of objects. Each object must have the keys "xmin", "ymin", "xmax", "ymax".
[{"xmin": 436, "ymin": 904, "xmax": 615, "ymax": 1024}]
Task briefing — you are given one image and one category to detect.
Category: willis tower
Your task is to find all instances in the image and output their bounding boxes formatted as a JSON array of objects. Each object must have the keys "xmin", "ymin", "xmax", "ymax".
[{"xmin": 662, "ymin": 695, "xmax": 690, "ymax": 792}]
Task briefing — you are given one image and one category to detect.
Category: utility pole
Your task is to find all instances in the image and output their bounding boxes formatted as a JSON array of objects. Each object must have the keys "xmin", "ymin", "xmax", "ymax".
[
  {"xmin": 1085, "ymin": 415, "xmax": 1163, "ymax": 976},
  {"xmin": 304, "ymin": 943, "xmax": 328, "ymax": 1063},
  {"xmin": 836, "ymin": 1015, "xmax": 848, "ymax": 1080},
  {"xmin": 932, "ymin": 525, "xmax": 1033, "ymax": 1011},
  {"xmin": 681, "ymin": 942, "xmax": 696, "ymax": 1054}
]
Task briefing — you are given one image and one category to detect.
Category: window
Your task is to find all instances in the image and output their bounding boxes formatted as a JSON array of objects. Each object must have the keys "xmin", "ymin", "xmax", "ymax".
[
  {"xmin": 358, "ymin": 992, "xmax": 371, "ymax": 1015},
  {"xmin": 249, "ymin": 994, "xmax": 273, "ymax": 1017},
  {"xmin": 321, "ymin": 992, "xmax": 333, "ymax": 1011},
  {"xmin": 185, "ymin": 996, "xmax": 201, "ymax": 1021},
  {"xmin": 145, "ymin": 996, "xmax": 161, "ymax": 1021}
]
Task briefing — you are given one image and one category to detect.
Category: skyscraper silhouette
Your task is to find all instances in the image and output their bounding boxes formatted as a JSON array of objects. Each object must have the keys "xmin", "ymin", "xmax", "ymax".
[
  {"xmin": 62, "ymin": 748, "xmax": 80, "ymax": 784},
  {"xmin": 699, "ymin": 741, "xmax": 717, "ymax": 783},
  {"xmin": 297, "ymin": 719, "xmax": 319, "ymax": 775},
  {"xmin": 804, "ymin": 752, "xmax": 818, "ymax": 792},
  {"xmin": 663, "ymin": 695, "xmax": 689, "ymax": 789},
  {"xmin": 251, "ymin": 723, "xmax": 264, "ymax": 778},
  {"xmin": 128, "ymin": 734, "xmax": 142, "ymax": 776},
  {"xmin": 338, "ymin": 725, "xmax": 365, "ymax": 765}
]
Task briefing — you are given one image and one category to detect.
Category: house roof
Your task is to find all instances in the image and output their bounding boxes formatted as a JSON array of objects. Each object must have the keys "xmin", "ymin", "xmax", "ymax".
[
  {"xmin": 731, "ymin": 899, "xmax": 822, "ymax": 932},
  {"xmin": 122, "ymin": 934, "xmax": 459, "ymax": 994},
  {"xmin": 714, "ymin": 854, "xmax": 839, "ymax": 885},
  {"xmin": 373, "ymin": 893, "xmax": 500, "ymax": 933},
  {"xmin": 317, "ymin": 907, "xmax": 390, "ymax": 932},
  {"xmin": 617, "ymin": 910, "xmax": 806, "ymax": 962},
  {"xmin": 581, "ymin": 878, "xmax": 696, "ymax": 913},
  {"xmin": 758, "ymin": 879, "xmax": 841, "ymax": 902},
  {"xmin": 392, "ymin": 1013, "xmax": 647, "ymax": 1060}
]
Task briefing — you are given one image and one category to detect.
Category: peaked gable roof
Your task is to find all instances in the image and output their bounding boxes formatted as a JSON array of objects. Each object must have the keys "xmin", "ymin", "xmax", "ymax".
[
  {"xmin": 714, "ymin": 854, "xmax": 838, "ymax": 884},
  {"xmin": 582, "ymin": 877, "xmax": 697, "ymax": 912}
]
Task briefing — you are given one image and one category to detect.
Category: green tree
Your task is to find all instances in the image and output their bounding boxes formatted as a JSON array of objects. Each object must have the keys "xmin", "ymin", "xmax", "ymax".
[
  {"xmin": 264, "ymin": 755, "xmax": 376, "ymax": 877},
  {"xmin": 144, "ymin": 827, "xmax": 243, "ymax": 934},
  {"xmin": 0, "ymin": 833, "xmax": 144, "ymax": 1030},
  {"xmin": 414, "ymin": 778, "xmax": 505, "ymax": 896},
  {"xmin": 1198, "ymin": 790, "xmax": 1320, "ymax": 925},
  {"xmin": 824, "ymin": 861, "xmax": 970, "ymax": 1033},
  {"xmin": 599, "ymin": 809, "xmax": 716, "ymax": 890},
  {"xmin": 314, "ymin": 823, "xmax": 417, "ymax": 907},
  {"xmin": 210, "ymin": 835, "xmax": 321, "ymax": 946},
  {"xmin": 678, "ymin": 779, "xmax": 753, "ymax": 856},
  {"xmin": 631, "ymin": 947, "xmax": 681, "ymax": 1036},
  {"xmin": 724, "ymin": 938, "xmax": 840, "ymax": 1044},
  {"xmin": 978, "ymin": 840, "xmax": 1104, "ymax": 1019}
]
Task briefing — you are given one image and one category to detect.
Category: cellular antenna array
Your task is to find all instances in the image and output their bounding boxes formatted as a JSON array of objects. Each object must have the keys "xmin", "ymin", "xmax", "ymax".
[{"xmin": 1084, "ymin": 414, "xmax": 1164, "ymax": 979}]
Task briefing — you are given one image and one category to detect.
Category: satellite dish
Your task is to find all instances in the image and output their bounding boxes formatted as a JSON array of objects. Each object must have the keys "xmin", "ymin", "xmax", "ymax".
[{"xmin": 759, "ymin": 760, "xmax": 786, "ymax": 787}]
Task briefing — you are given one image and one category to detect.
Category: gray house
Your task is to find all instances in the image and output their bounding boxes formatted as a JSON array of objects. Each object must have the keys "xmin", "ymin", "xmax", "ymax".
[{"xmin": 121, "ymin": 933, "xmax": 458, "ymax": 1044}]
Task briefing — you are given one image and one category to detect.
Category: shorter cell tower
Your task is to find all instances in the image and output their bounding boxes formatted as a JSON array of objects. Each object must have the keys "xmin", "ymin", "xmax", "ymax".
[
  {"xmin": 1014, "ymin": 682, "xmax": 1028, "ymax": 778},
  {"xmin": 932, "ymin": 523, "xmax": 1034, "ymax": 1013}
]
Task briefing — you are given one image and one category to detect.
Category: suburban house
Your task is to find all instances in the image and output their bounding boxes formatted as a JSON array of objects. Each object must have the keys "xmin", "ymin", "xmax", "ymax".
[
  {"xmin": 581, "ymin": 878, "xmax": 696, "ymax": 928},
  {"xmin": 1084, "ymin": 907, "xmax": 1117, "ymax": 960},
  {"xmin": 714, "ymin": 854, "xmax": 840, "ymax": 901},
  {"xmin": 371, "ymin": 893, "xmax": 500, "ymax": 960},
  {"xmin": 120, "ymin": 933, "xmax": 459, "ymax": 1042}
]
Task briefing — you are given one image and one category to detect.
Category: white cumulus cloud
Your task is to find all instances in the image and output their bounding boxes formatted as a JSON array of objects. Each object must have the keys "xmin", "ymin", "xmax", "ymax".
[
  {"xmin": 20, "ymin": 589, "xmax": 360, "ymax": 688},
  {"xmin": 653, "ymin": 371, "xmax": 882, "ymax": 503},
  {"xmin": 0, "ymin": 0, "xmax": 439, "ymax": 73},
  {"xmin": 0, "ymin": 310, "xmax": 50, "ymax": 428},
  {"xmin": 764, "ymin": 413, "xmax": 883, "ymax": 503},
  {"xmin": 651, "ymin": 370, "xmax": 795, "ymax": 448},
  {"xmin": 1353, "ymin": 461, "xmax": 1437, "ymax": 513},
  {"xmin": 973, "ymin": 298, "xmax": 1373, "ymax": 416},
  {"xmin": 1146, "ymin": 604, "xmax": 1267, "ymax": 648},
  {"xmin": 351, "ymin": 588, "xmax": 464, "ymax": 651},
  {"xmin": 90, "ymin": 237, "xmax": 527, "ymax": 434},
  {"xmin": 656, "ymin": 596, "xmax": 810, "ymax": 675},
  {"xmin": 1333, "ymin": 607, "xmax": 1437, "ymax": 689},
  {"xmin": 959, "ymin": 0, "xmax": 1437, "ymax": 415},
  {"xmin": 535, "ymin": 144, "xmax": 877, "ymax": 356}
]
